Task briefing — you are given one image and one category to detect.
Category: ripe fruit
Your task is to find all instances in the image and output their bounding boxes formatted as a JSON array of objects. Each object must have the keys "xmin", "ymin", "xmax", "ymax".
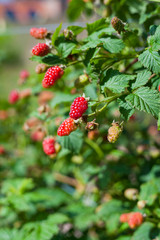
[
  {"xmin": 30, "ymin": 27, "xmax": 47, "ymax": 39},
  {"xmin": 31, "ymin": 129, "xmax": 46, "ymax": 142},
  {"xmin": 0, "ymin": 145, "xmax": 5, "ymax": 155},
  {"xmin": 9, "ymin": 90, "xmax": 19, "ymax": 104},
  {"xmin": 42, "ymin": 66, "xmax": 64, "ymax": 88},
  {"xmin": 159, "ymin": 84, "xmax": 160, "ymax": 92},
  {"xmin": 20, "ymin": 70, "xmax": 30, "ymax": 80},
  {"xmin": 69, "ymin": 96, "xmax": 88, "ymax": 120},
  {"xmin": 120, "ymin": 213, "xmax": 132, "ymax": 223},
  {"xmin": 32, "ymin": 43, "xmax": 50, "ymax": 57},
  {"xmin": 107, "ymin": 122, "xmax": 123, "ymax": 143},
  {"xmin": 57, "ymin": 117, "xmax": 77, "ymax": 136},
  {"xmin": 111, "ymin": 17, "xmax": 125, "ymax": 34},
  {"xmin": 128, "ymin": 212, "xmax": 143, "ymax": 229},
  {"xmin": 120, "ymin": 212, "xmax": 143, "ymax": 229},
  {"xmin": 42, "ymin": 136, "xmax": 56, "ymax": 155}
]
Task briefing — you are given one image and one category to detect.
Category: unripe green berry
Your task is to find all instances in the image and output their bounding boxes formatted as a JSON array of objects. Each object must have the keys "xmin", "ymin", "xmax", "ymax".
[
  {"xmin": 75, "ymin": 74, "xmax": 89, "ymax": 88},
  {"xmin": 107, "ymin": 122, "xmax": 123, "ymax": 143},
  {"xmin": 124, "ymin": 188, "xmax": 138, "ymax": 200}
]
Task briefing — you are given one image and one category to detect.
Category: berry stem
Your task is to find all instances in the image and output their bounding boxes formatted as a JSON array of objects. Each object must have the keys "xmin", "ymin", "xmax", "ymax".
[
  {"xmin": 85, "ymin": 137, "xmax": 104, "ymax": 158},
  {"xmin": 88, "ymin": 93, "xmax": 127, "ymax": 118}
]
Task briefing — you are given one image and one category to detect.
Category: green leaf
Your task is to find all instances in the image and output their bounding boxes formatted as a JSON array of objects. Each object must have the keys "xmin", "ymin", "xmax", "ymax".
[
  {"xmin": 57, "ymin": 130, "xmax": 83, "ymax": 154},
  {"xmin": 67, "ymin": 0, "xmax": 85, "ymax": 21},
  {"xmin": 0, "ymin": 229, "xmax": 17, "ymax": 240},
  {"xmin": 52, "ymin": 23, "xmax": 62, "ymax": 45},
  {"xmin": 30, "ymin": 54, "xmax": 64, "ymax": 65},
  {"xmin": 103, "ymin": 38, "xmax": 125, "ymax": 53},
  {"xmin": 67, "ymin": 26, "xmax": 85, "ymax": 36},
  {"xmin": 78, "ymin": 39, "xmax": 102, "ymax": 51},
  {"xmin": 126, "ymin": 87, "xmax": 160, "ymax": 118},
  {"xmin": 118, "ymin": 98, "xmax": 135, "ymax": 120},
  {"xmin": 55, "ymin": 38, "xmax": 76, "ymax": 58},
  {"xmin": 132, "ymin": 70, "xmax": 151, "ymax": 89},
  {"xmin": 132, "ymin": 222, "xmax": 154, "ymax": 240},
  {"xmin": 139, "ymin": 179, "xmax": 160, "ymax": 205},
  {"xmin": 139, "ymin": 49, "xmax": 160, "ymax": 74},
  {"xmin": 87, "ymin": 18, "xmax": 107, "ymax": 35},
  {"xmin": 101, "ymin": 69, "xmax": 135, "ymax": 93},
  {"xmin": 50, "ymin": 93, "xmax": 78, "ymax": 108}
]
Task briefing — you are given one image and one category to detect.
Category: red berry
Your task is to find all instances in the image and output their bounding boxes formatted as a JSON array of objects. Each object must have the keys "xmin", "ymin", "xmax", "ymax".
[
  {"xmin": 32, "ymin": 43, "xmax": 50, "ymax": 57},
  {"xmin": 42, "ymin": 136, "xmax": 56, "ymax": 155},
  {"xmin": 42, "ymin": 66, "xmax": 64, "ymax": 88},
  {"xmin": 57, "ymin": 118, "xmax": 77, "ymax": 136},
  {"xmin": 20, "ymin": 70, "xmax": 30, "ymax": 79},
  {"xmin": 69, "ymin": 97, "xmax": 88, "ymax": 120},
  {"xmin": 30, "ymin": 27, "xmax": 47, "ymax": 39},
  {"xmin": 9, "ymin": 90, "xmax": 19, "ymax": 104},
  {"xmin": 158, "ymin": 84, "xmax": 160, "ymax": 92},
  {"xmin": 0, "ymin": 145, "xmax": 5, "ymax": 155},
  {"xmin": 120, "ymin": 213, "xmax": 132, "ymax": 223},
  {"xmin": 128, "ymin": 212, "xmax": 143, "ymax": 229}
]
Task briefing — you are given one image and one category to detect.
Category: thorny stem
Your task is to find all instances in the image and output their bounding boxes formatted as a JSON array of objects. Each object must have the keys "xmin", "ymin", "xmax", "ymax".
[
  {"xmin": 88, "ymin": 92, "xmax": 127, "ymax": 118},
  {"xmin": 67, "ymin": 60, "xmax": 83, "ymax": 67}
]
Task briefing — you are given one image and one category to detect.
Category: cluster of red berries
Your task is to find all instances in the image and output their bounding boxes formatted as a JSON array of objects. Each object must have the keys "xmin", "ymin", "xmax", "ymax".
[
  {"xmin": 120, "ymin": 212, "xmax": 143, "ymax": 229},
  {"xmin": 57, "ymin": 96, "xmax": 88, "ymax": 136},
  {"xmin": 30, "ymin": 27, "xmax": 47, "ymax": 39}
]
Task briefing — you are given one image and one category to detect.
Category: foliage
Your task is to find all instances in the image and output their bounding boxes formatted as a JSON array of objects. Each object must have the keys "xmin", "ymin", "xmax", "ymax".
[{"xmin": 0, "ymin": 1, "xmax": 160, "ymax": 240}]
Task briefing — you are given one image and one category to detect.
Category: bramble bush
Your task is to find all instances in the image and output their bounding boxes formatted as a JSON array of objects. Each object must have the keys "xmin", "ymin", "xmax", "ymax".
[{"xmin": 0, "ymin": 0, "xmax": 160, "ymax": 239}]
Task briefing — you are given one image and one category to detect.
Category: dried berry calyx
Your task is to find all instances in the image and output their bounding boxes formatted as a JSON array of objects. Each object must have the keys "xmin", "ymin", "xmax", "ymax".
[
  {"xmin": 107, "ymin": 121, "xmax": 123, "ymax": 143},
  {"xmin": 111, "ymin": 17, "xmax": 125, "ymax": 34},
  {"xmin": 86, "ymin": 119, "xmax": 99, "ymax": 131}
]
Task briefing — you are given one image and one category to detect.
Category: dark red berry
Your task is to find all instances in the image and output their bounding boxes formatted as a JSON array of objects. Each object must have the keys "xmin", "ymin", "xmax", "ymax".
[
  {"xmin": 42, "ymin": 136, "xmax": 56, "ymax": 155},
  {"xmin": 30, "ymin": 27, "xmax": 47, "ymax": 39},
  {"xmin": 32, "ymin": 43, "xmax": 50, "ymax": 57},
  {"xmin": 42, "ymin": 66, "xmax": 64, "ymax": 88},
  {"xmin": 57, "ymin": 118, "xmax": 77, "ymax": 136},
  {"xmin": 69, "ymin": 97, "xmax": 88, "ymax": 120}
]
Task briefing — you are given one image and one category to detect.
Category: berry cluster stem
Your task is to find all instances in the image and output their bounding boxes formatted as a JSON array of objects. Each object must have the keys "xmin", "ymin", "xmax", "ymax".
[{"xmin": 88, "ymin": 93, "xmax": 127, "ymax": 118}]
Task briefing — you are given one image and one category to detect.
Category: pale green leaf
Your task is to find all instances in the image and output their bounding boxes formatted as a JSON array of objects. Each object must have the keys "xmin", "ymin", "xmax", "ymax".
[
  {"xmin": 103, "ymin": 38, "xmax": 125, "ymax": 53},
  {"xmin": 52, "ymin": 23, "xmax": 62, "ymax": 45}
]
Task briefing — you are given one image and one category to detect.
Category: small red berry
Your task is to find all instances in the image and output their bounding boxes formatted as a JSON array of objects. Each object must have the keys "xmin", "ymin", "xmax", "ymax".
[
  {"xmin": 30, "ymin": 27, "xmax": 47, "ymax": 39},
  {"xmin": 158, "ymin": 84, "xmax": 160, "ymax": 92},
  {"xmin": 32, "ymin": 43, "xmax": 50, "ymax": 57},
  {"xmin": 128, "ymin": 212, "xmax": 143, "ymax": 229},
  {"xmin": 57, "ymin": 117, "xmax": 77, "ymax": 136},
  {"xmin": 42, "ymin": 66, "xmax": 64, "ymax": 88},
  {"xmin": 42, "ymin": 136, "xmax": 56, "ymax": 155},
  {"xmin": 20, "ymin": 70, "xmax": 30, "ymax": 80},
  {"xmin": 9, "ymin": 90, "xmax": 19, "ymax": 104},
  {"xmin": 120, "ymin": 213, "xmax": 132, "ymax": 223},
  {"xmin": 69, "ymin": 96, "xmax": 88, "ymax": 120},
  {"xmin": 0, "ymin": 145, "xmax": 5, "ymax": 155},
  {"xmin": 31, "ymin": 129, "xmax": 46, "ymax": 142}
]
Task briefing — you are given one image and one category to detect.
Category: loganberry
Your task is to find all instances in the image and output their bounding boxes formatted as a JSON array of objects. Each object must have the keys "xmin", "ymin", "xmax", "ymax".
[
  {"xmin": 42, "ymin": 136, "xmax": 56, "ymax": 155},
  {"xmin": 57, "ymin": 117, "xmax": 77, "ymax": 136},
  {"xmin": 30, "ymin": 27, "xmax": 47, "ymax": 39},
  {"xmin": 32, "ymin": 43, "xmax": 50, "ymax": 57},
  {"xmin": 9, "ymin": 90, "xmax": 19, "ymax": 104},
  {"xmin": 69, "ymin": 96, "xmax": 88, "ymax": 120},
  {"xmin": 42, "ymin": 66, "xmax": 64, "ymax": 88},
  {"xmin": 128, "ymin": 212, "xmax": 143, "ymax": 229}
]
